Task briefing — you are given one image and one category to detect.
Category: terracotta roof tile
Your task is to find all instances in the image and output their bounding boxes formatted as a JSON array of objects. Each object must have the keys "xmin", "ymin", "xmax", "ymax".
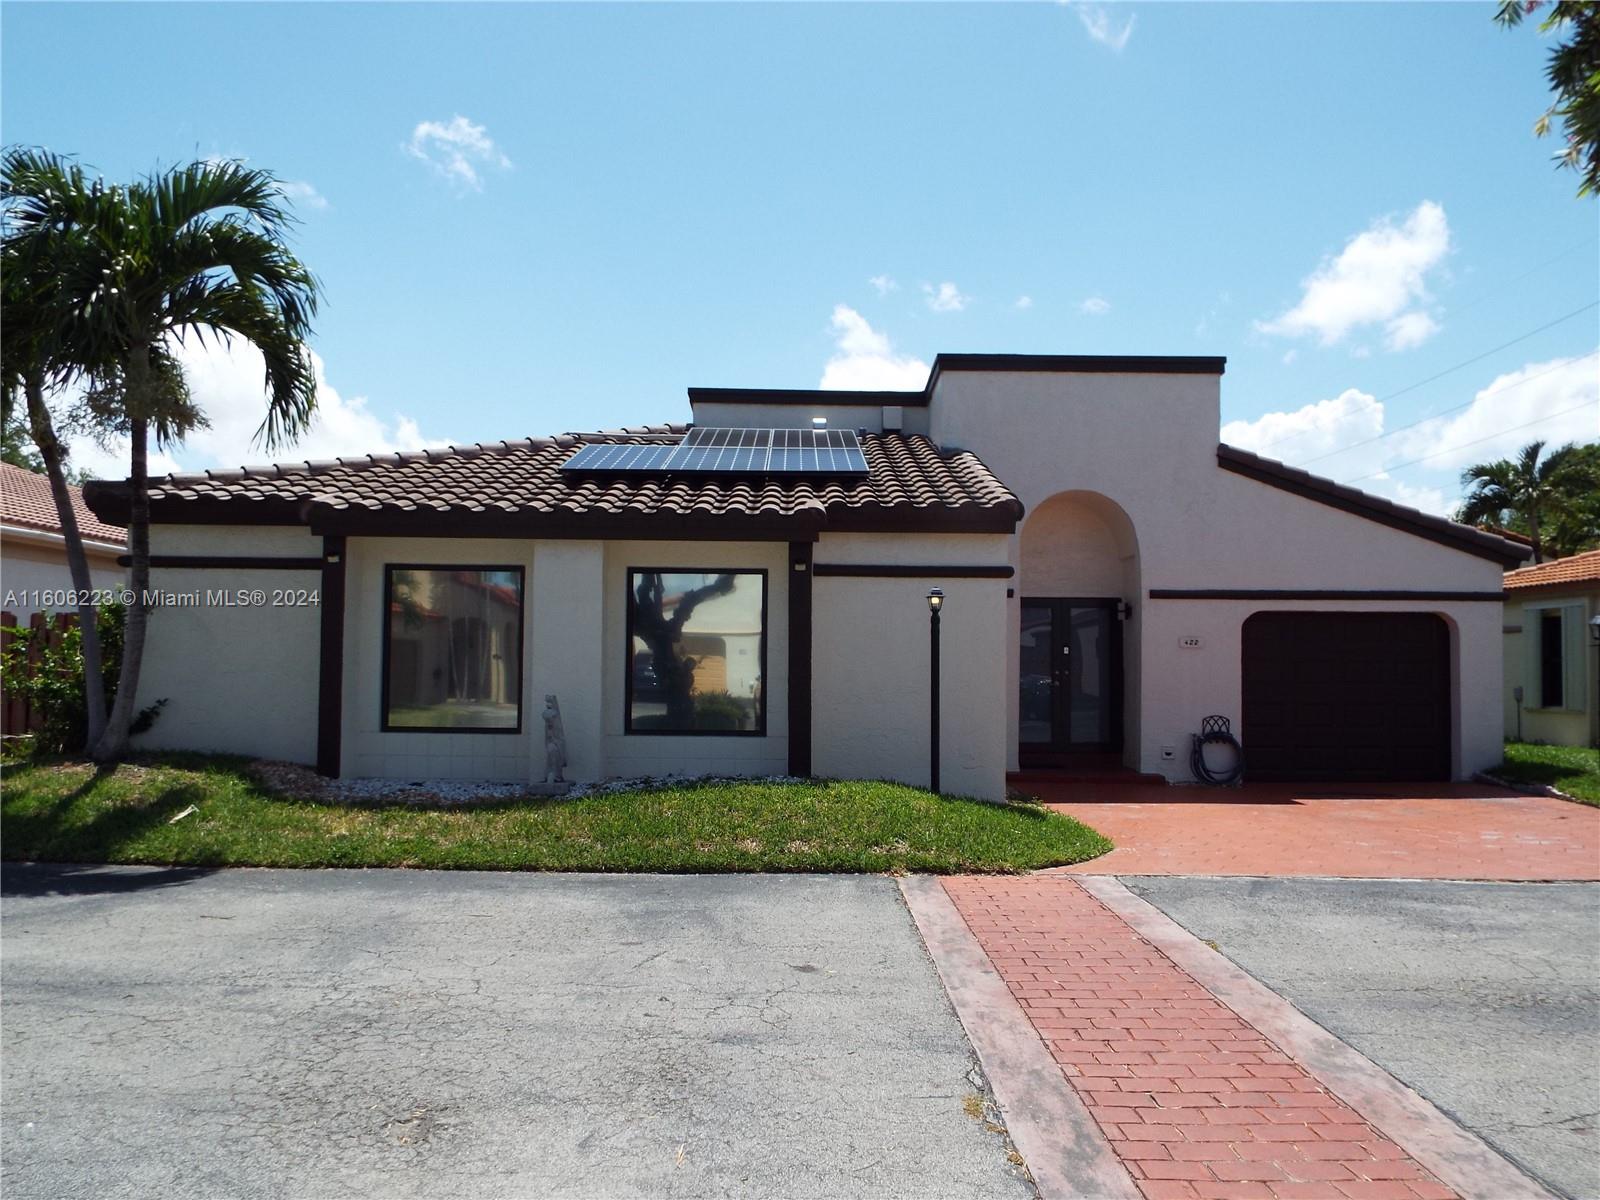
[
  {"xmin": 82, "ymin": 425, "xmax": 1023, "ymax": 535},
  {"xmin": 1503, "ymin": 548, "xmax": 1600, "ymax": 592},
  {"xmin": 1, "ymin": 462, "xmax": 127, "ymax": 545}
]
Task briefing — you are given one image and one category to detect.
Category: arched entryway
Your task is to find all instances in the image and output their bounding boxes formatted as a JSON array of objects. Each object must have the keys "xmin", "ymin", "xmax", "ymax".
[{"xmin": 1015, "ymin": 492, "xmax": 1141, "ymax": 768}]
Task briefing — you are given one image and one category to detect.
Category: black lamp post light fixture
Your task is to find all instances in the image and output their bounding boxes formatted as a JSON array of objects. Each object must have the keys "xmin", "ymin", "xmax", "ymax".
[{"xmin": 928, "ymin": 587, "xmax": 944, "ymax": 794}]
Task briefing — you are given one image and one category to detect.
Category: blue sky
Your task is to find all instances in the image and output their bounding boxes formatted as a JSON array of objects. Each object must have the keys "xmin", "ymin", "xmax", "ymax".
[{"xmin": 3, "ymin": 1, "xmax": 1596, "ymax": 514}]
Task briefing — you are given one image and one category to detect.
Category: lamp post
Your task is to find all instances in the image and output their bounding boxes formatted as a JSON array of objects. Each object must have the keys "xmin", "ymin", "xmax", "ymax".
[{"xmin": 928, "ymin": 588, "xmax": 944, "ymax": 794}]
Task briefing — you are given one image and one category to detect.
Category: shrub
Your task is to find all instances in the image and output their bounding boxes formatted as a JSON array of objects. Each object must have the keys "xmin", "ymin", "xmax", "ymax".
[
  {"xmin": 692, "ymin": 690, "xmax": 753, "ymax": 730},
  {"xmin": 0, "ymin": 603, "xmax": 164, "ymax": 755}
]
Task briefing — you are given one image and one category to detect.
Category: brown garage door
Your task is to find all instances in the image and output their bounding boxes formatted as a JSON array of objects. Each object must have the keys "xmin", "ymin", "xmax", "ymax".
[{"xmin": 1241, "ymin": 612, "xmax": 1450, "ymax": 782}]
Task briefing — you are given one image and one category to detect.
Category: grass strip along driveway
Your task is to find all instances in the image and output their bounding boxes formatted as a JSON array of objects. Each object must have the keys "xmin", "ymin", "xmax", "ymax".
[
  {"xmin": 1495, "ymin": 741, "xmax": 1600, "ymax": 806},
  {"xmin": 1, "ymin": 755, "xmax": 1110, "ymax": 873}
]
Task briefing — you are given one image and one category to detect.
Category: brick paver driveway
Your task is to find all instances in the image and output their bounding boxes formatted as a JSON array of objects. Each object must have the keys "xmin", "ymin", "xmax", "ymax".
[
  {"xmin": 943, "ymin": 876, "xmax": 1462, "ymax": 1200},
  {"xmin": 1027, "ymin": 781, "xmax": 1599, "ymax": 880}
]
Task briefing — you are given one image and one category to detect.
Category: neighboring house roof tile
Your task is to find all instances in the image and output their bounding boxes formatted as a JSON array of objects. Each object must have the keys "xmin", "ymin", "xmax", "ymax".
[
  {"xmin": 1, "ymin": 462, "xmax": 127, "ymax": 545},
  {"xmin": 1477, "ymin": 524, "xmax": 1534, "ymax": 548},
  {"xmin": 1216, "ymin": 444, "xmax": 1531, "ymax": 568},
  {"xmin": 81, "ymin": 426, "xmax": 1025, "ymax": 536},
  {"xmin": 1503, "ymin": 548, "xmax": 1600, "ymax": 592}
]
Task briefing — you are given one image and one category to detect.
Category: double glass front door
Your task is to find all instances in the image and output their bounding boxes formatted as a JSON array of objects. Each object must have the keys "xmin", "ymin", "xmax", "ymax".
[{"xmin": 1019, "ymin": 598, "xmax": 1122, "ymax": 756}]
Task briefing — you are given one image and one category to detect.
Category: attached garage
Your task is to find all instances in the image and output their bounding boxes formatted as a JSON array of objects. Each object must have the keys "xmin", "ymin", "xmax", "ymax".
[{"xmin": 1241, "ymin": 612, "xmax": 1451, "ymax": 782}]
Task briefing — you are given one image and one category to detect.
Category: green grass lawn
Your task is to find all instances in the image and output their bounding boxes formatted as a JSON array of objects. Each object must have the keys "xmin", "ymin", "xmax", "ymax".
[
  {"xmin": 0, "ymin": 754, "xmax": 1112, "ymax": 873},
  {"xmin": 1495, "ymin": 742, "xmax": 1600, "ymax": 806}
]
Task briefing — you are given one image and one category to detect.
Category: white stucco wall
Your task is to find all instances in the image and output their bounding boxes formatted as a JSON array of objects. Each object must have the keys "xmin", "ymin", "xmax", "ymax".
[
  {"xmin": 601, "ymin": 540, "xmax": 789, "ymax": 781},
  {"xmin": 810, "ymin": 532, "xmax": 1012, "ymax": 800},
  {"xmin": 342, "ymin": 537, "xmax": 536, "ymax": 780},
  {"xmin": 929, "ymin": 368, "xmax": 1511, "ymax": 782},
  {"xmin": 529, "ymin": 541, "xmax": 604, "ymax": 782},
  {"xmin": 1, "ymin": 532, "xmax": 125, "ymax": 619},
  {"xmin": 688, "ymin": 399, "xmax": 931, "ymax": 438},
  {"xmin": 133, "ymin": 525, "xmax": 321, "ymax": 763}
]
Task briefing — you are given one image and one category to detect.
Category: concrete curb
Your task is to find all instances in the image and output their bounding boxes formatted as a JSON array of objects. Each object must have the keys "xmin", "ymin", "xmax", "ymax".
[
  {"xmin": 1475, "ymin": 770, "xmax": 1589, "ymax": 807},
  {"xmin": 1077, "ymin": 875, "xmax": 1559, "ymax": 1200},
  {"xmin": 898, "ymin": 875, "xmax": 1141, "ymax": 1200}
]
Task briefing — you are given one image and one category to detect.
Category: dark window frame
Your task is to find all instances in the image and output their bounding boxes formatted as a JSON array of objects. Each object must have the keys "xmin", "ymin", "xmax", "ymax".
[
  {"xmin": 1539, "ymin": 609, "xmax": 1565, "ymax": 710},
  {"xmin": 624, "ymin": 566, "xmax": 769, "ymax": 737},
  {"xmin": 380, "ymin": 563, "xmax": 526, "ymax": 735}
]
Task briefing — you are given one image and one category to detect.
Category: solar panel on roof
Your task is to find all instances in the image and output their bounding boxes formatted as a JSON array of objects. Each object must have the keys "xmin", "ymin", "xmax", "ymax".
[{"xmin": 561, "ymin": 428, "xmax": 868, "ymax": 477}]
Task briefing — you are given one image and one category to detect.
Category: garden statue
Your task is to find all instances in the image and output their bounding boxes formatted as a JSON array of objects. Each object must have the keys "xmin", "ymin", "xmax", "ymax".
[{"xmin": 542, "ymin": 694, "xmax": 567, "ymax": 784}]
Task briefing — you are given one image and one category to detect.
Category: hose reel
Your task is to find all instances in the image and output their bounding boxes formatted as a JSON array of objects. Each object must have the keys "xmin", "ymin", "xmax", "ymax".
[{"xmin": 1191, "ymin": 714, "xmax": 1244, "ymax": 786}]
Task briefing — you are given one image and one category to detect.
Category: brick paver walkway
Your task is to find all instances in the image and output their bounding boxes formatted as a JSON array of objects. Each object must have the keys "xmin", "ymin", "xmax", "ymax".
[
  {"xmin": 944, "ymin": 875, "xmax": 1458, "ymax": 1200},
  {"xmin": 1028, "ymin": 782, "xmax": 1599, "ymax": 880}
]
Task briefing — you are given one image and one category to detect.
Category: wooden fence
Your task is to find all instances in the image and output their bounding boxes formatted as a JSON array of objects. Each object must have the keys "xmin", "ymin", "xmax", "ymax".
[{"xmin": 1, "ymin": 610, "xmax": 78, "ymax": 736}]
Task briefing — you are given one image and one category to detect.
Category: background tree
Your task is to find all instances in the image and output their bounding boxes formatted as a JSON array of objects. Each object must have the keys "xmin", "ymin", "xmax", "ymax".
[
  {"xmin": 1, "ymin": 395, "xmax": 46, "ymax": 472},
  {"xmin": 1496, "ymin": 1, "xmax": 1600, "ymax": 197},
  {"xmin": 2, "ymin": 150, "xmax": 320, "ymax": 760},
  {"xmin": 1456, "ymin": 439, "xmax": 1600, "ymax": 562}
]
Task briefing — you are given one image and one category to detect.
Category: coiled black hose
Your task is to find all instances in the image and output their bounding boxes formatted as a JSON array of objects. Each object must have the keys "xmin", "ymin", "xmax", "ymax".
[{"xmin": 1191, "ymin": 714, "xmax": 1244, "ymax": 786}]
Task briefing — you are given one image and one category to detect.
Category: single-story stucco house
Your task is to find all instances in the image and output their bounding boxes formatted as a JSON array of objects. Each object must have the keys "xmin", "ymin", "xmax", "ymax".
[
  {"xmin": 83, "ymin": 354, "xmax": 1529, "ymax": 800},
  {"xmin": 2, "ymin": 462, "xmax": 127, "ymax": 619},
  {"xmin": 1502, "ymin": 548, "xmax": 1600, "ymax": 749}
]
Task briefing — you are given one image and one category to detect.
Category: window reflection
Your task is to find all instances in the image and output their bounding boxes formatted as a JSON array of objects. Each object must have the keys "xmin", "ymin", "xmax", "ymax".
[
  {"xmin": 385, "ymin": 567, "xmax": 522, "ymax": 730},
  {"xmin": 627, "ymin": 570, "xmax": 765, "ymax": 733}
]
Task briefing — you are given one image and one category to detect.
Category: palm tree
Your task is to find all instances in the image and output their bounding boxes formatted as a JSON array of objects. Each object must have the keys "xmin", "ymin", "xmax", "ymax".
[
  {"xmin": 1, "ymin": 176, "xmax": 112, "ymax": 747},
  {"xmin": 3, "ymin": 150, "xmax": 321, "ymax": 760},
  {"xmin": 1457, "ymin": 439, "xmax": 1597, "ymax": 563}
]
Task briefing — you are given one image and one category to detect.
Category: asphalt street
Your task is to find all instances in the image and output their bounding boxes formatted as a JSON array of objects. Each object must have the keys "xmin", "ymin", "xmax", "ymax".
[
  {"xmin": 1, "ymin": 865, "xmax": 1033, "ymax": 1200},
  {"xmin": 1125, "ymin": 876, "xmax": 1600, "ymax": 1200}
]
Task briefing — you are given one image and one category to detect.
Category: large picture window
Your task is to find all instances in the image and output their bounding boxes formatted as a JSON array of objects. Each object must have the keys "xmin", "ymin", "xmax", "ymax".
[
  {"xmin": 626, "ymin": 569, "xmax": 766, "ymax": 735},
  {"xmin": 383, "ymin": 565, "xmax": 524, "ymax": 732}
]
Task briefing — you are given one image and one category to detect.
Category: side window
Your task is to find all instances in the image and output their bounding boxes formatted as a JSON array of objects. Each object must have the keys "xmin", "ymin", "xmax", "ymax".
[{"xmin": 1539, "ymin": 610, "xmax": 1564, "ymax": 709}]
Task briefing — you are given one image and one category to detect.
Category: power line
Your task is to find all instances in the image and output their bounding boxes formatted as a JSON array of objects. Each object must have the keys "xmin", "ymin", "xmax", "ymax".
[
  {"xmin": 1255, "ymin": 299, "xmax": 1599, "ymax": 457},
  {"xmin": 1296, "ymin": 349, "xmax": 1599, "ymax": 469},
  {"xmin": 1342, "ymin": 399, "xmax": 1600, "ymax": 484},
  {"xmin": 1445, "ymin": 235, "xmax": 1598, "ymax": 318}
]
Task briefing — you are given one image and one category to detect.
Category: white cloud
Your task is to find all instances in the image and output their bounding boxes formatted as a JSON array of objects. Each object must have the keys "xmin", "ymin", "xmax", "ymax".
[
  {"xmin": 819, "ymin": 305, "xmax": 929, "ymax": 391},
  {"xmin": 1015, "ymin": 295, "xmax": 1034, "ymax": 310},
  {"xmin": 869, "ymin": 275, "xmax": 898, "ymax": 296},
  {"xmin": 923, "ymin": 281, "xmax": 969, "ymax": 313},
  {"xmin": 404, "ymin": 115, "xmax": 512, "ymax": 192},
  {"xmin": 1366, "ymin": 478, "xmax": 1453, "ymax": 516},
  {"xmin": 1079, "ymin": 296, "xmax": 1111, "ymax": 316},
  {"xmin": 65, "ymin": 437, "xmax": 184, "ymax": 484},
  {"xmin": 1385, "ymin": 352, "xmax": 1599, "ymax": 475},
  {"xmin": 1073, "ymin": 3, "xmax": 1135, "ymax": 51},
  {"xmin": 69, "ymin": 338, "xmax": 447, "ymax": 478},
  {"xmin": 1216, "ymin": 350, "xmax": 1599, "ymax": 515},
  {"xmin": 1257, "ymin": 201, "xmax": 1449, "ymax": 349},
  {"xmin": 1384, "ymin": 310, "xmax": 1441, "ymax": 352},
  {"xmin": 277, "ymin": 180, "xmax": 328, "ymax": 211},
  {"xmin": 1221, "ymin": 387, "xmax": 1383, "ymax": 463},
  {"xmin": 1281, "ymin": 349, "xmax": 1298, "ymax": 365}
]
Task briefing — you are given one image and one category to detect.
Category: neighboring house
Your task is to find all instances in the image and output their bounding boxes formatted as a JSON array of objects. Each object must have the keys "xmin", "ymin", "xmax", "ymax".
[
  {"xmin": 1, "ymin": 462, "xmax": 127, "ymax": 618},
  {"xmin": 1502, "ymin": 549, "xmax": 1600, "ymax": 749},
  {"xmin": 83, "ymin": 355, "xmax": 1528, "ymax": 799}
]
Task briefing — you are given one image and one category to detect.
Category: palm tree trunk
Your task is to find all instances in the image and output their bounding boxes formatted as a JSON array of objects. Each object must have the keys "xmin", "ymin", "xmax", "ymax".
[
  {"xmin": 92, "ymin": 416, "xmax": 150, "ymax": 762},
  {"xmin": 1528, "ymin": 511, "xmax": 1543, "ymax": 564},
  {"xmin": 22, "ymin": 372, "xmax": 108, "ymax": 751}
]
